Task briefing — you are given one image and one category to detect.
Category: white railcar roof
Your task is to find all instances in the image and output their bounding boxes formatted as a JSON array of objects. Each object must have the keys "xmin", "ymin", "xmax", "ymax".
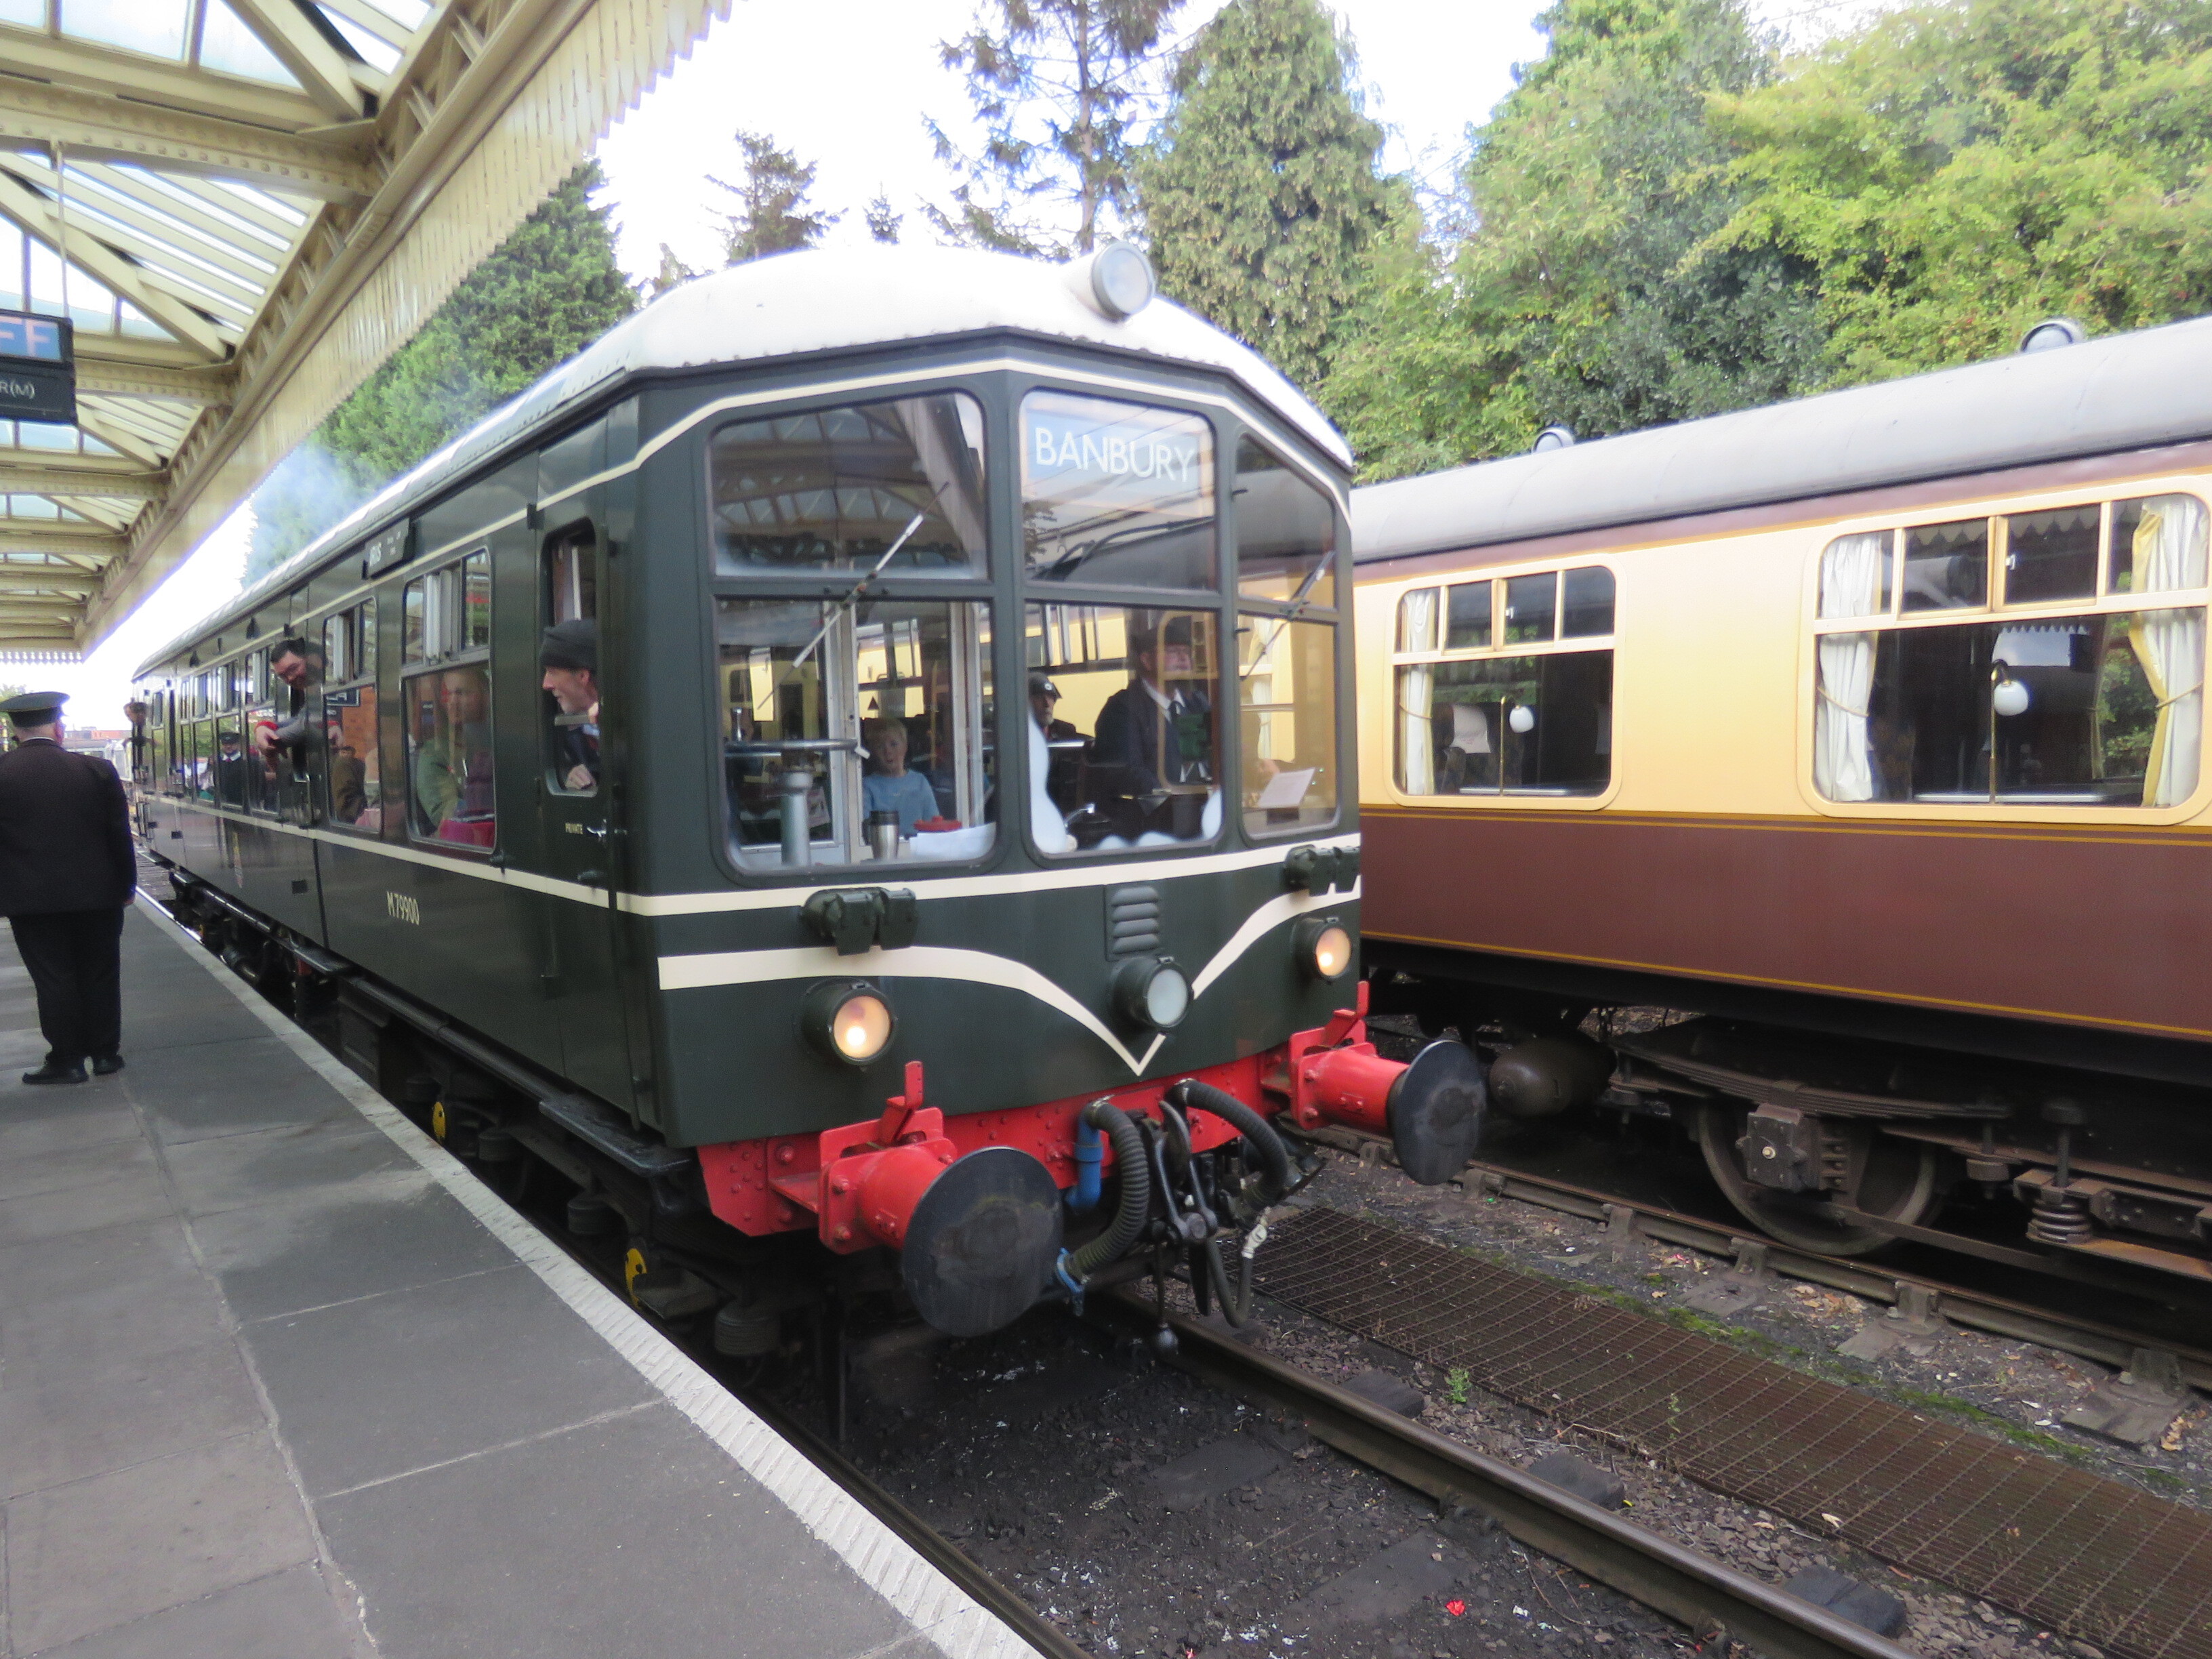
[
  {"xmin": 1352, "ymin": 312, "xmax": 2212, "ymax": 565},
  {"xmin": 141, "ymin": 246, "xmax": 1343, "ymax": 674}
]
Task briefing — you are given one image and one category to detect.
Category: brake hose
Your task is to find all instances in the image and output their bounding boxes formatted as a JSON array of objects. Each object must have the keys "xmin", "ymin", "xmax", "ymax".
[
  {"xmin": 1165, "ymin": 1079, "xmax": 1294, "ymax": 1201},
  {"xmin": 1055, "ymin": 1101, "xmax": 1149, "ymax": 1307}
]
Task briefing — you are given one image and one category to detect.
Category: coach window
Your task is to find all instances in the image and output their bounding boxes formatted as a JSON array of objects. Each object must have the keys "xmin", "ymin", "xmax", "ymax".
[
  {"xmin": 543, "ymin": 528, "xmax": 600, "ymax": 796},
  {"xmin": 1446, "ymin": 582, "xmax": 1492, "ymax": 649},
  {"xmin": 2005, "ymin": 507, "xmax": 2098, "ymax": 604},
  {"xmin": 710, "ymin": 393, "xmax": 987, "ymax": 576},
  {"xmin": 403, "ymin": 559, "xmax": 494, "ymax": 851},
  {"xmin": 1902, "ymin": 518, "xmax": 1989, "ymax": 611},
  {"xmin": 1813, "ymin": 495, "xmax": 2208, "ymax": 807},
  {"xmin": 1395, "ymin": 566, "xmax": 1615, "ymax": 798},
  {"xmin": 324, "ymin": 600, "xmax": 382, "ymax": 831},
  {"xmin": 718, "ymin": 598, "xmax": 994, "ymax": 867}
]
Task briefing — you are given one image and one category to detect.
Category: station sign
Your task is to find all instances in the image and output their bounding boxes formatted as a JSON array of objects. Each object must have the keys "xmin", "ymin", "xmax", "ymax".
[{"xmin": 0, "ymin": 310, "xmax": 75, "ymax": 424}]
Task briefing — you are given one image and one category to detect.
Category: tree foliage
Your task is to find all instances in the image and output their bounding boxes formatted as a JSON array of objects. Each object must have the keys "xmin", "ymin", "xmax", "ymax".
[
  {"xmin": 1706, "ymin": 0, "xmax": 2212, "ymax": 384},
  {"xmin": 930, "ymin": 0, "xmax": 1183, "ymax": 255},
  {"xmin": 1137, "ymin": 0, "xmax": 1407, "ymax": 394},
  {"xmin": 245, "ymin": 164, "xmax": 634, "ymax": 581},
  {"xmin": 1325, "ymin": 0, "xmax": 1824, "ymax": 479},
  {"xmin": 715, "ymin": 131, "xmax": 838, "ymax": 264}
]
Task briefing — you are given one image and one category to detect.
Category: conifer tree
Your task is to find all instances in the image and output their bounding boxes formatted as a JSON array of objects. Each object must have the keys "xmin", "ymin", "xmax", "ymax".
[
  {"xmin": 716, "ymin": 131, "xmax": 838, "ymax": 264},
  {"xmin": 1137, "ymin": 0, "xmax": 1405, "ymax": 394},
  {"xmin": 930, "ymin": 0, "xmax": 1183, "ymax": 255}
]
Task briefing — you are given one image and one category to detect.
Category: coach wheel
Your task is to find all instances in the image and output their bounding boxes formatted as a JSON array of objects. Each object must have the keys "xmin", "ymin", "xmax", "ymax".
[
  {"xmin": 1694, "ymin": 1101, "xmax": 1942, "ymax": 1256},
  {"xmin": 901, "ymin": 1148, "xmax": 1064, "ymax": 1338}
]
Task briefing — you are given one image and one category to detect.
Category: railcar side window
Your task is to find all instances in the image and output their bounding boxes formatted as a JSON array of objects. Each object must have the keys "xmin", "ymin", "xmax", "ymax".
[
  {"xmin": 1025, "ymin": 603, "xmax": 1222, "ymax": 852},
  {"xmin": 543, "ymin": 528, "xmax": 600, "ymax": 797},
  {"xmin": 324, "ymin": 599, "xmax": 382, "ymax": 832},
  {"xmin": 1394, "ymin": 565, "xmax": 1616, "ymax": 799},
  {"xmin": 717, "ymin": 598, "xmax": 996, "ymax": 869},
  {"xmin": 1813, "ymin": 495, "xmax": 2209, "ymax": 807},
  {"xmin": 1022, "ymin": 392, "xmax": 1216, "ymax": 590},
  {"xmin": 1237, "ymin": 616, "xmax": 1337, "ymax": 836},
  {"xmin": 709, "ymin": 393, "xmax": 987, "ymax": 577},
  {"xmin": 1233, "ymin": 436, "xmax": 1334, "ymax": 607},
  {"xmin": 404, "ymin": 556, "xmax": 494, "ymax": 851}
]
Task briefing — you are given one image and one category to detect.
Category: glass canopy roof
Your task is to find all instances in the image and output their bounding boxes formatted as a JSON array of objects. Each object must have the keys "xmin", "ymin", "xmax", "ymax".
[{"xmin": 0, "ymin": 0, "xmax": 441, "ymax": 653}]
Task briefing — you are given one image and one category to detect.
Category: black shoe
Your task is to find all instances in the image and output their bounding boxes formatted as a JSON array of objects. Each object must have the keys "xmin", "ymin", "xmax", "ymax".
[
  {"xmin": 22, "ymin": 1062, "xmax": 87, "ymax": 1086},
  {"xmin": 91, "ymin": 1053, "xmax": 124, "ymax": 1076}
]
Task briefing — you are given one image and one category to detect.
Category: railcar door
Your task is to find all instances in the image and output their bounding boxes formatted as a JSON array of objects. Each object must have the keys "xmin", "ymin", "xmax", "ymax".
[{"xmin": 535, "ymin": 516, "xmax": 634, "ymax": 1109}]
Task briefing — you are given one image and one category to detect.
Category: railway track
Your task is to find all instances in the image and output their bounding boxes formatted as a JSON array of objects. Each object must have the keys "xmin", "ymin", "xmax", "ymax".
[{"xmin": 1088, "ymin": 1290, "xmax": 1917, "ymax": 1659}]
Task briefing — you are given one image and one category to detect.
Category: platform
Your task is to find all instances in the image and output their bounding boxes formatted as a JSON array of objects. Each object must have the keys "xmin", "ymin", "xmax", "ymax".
[{"xmin": 0, "ymin": 903, "xmax": 1027, "ymax": 1659}]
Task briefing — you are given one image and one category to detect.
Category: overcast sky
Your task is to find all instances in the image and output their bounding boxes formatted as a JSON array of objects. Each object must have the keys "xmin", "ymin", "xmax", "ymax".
[{"xmin": 45, "ymin": 0, "xmax": 1887, "ymax": 725}]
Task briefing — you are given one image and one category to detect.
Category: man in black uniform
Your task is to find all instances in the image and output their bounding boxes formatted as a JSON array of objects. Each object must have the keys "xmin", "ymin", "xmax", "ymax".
[{"xmin": 0, "ymin": 693, "xmax": 136, "ymax": 1084}]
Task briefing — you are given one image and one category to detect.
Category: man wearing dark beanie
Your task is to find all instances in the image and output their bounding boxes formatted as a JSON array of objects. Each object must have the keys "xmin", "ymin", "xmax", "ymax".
[
  {"xmin": 539, "ymin": 617, "xmax": 600, "ymax": 791},
  {"xmin": 0, "ymin": 693, "xmax": 136, "ymax": 1084}
]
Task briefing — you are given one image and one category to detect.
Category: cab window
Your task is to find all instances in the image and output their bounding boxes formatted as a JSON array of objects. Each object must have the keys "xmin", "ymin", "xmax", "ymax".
[
  {"xmin": 718, "ymin": 598, "xmax": 994, "ymax": 868},
  {"xmin": 1022, "ymin": 392, "xmax": 1214, "ymax": 590},
  {"xmin": 709, "ymin": 394, "xmax": 987, "ymax": 577}
]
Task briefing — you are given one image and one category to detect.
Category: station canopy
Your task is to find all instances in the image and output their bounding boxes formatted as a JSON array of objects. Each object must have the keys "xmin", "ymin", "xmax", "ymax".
[{"xmin": 0, "ymin": 0, "xmax": 724, "ymax": 659}]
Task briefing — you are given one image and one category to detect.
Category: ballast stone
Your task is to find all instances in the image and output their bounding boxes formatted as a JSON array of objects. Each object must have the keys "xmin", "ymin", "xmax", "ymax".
[
  {"xmin": 1782, "ymin": 1566, "xmax": 1909, "ymax": 1637},
  {"xmin": 1343, "ymin": 1368, "xmax": 1427, "ymax": 1417},
  {"xmin": 1525, "ymin": 1451, "xmax": 1626, "ymax": 1509}
]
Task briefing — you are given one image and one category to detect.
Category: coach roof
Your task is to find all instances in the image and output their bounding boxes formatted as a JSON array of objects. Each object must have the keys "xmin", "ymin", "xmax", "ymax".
[
  {"xmin": 1352, "ymin": 312, "xmax": 2212, "ymax": 565},
  {"xmin": 140, "ymin": 245, "xmax": 1345, "ymax": 676}
]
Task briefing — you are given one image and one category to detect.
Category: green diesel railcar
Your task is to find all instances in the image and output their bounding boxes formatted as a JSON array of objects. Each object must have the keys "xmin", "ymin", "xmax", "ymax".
[{"xmin": 134, "ymin": 245, "xmax": 1476, "ymax": 1336}]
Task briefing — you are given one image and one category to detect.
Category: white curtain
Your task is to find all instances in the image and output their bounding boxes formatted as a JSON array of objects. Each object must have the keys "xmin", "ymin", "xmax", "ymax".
[
  {"xmin": 1814, "ymin": 533, "xmax": 1885, "ymax": 801},
  {"xmin": 1398, "ymin": 587, "xmax": 1437, "ymax": 795},
  {"xmin": 2131, "ymin": 496, "xmax": 2208, "ymax": 807}
]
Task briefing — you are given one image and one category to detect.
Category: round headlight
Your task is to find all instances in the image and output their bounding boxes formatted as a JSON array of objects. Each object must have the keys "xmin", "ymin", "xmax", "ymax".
[
  {"xmin": 801, "ymin": 981, "xmax": 895, "ymax": 1066},
  {"xmin": 1113, "ymin": 956, "xmax": 1189, "ymax": 1031},
  {"xmin": 1090, "ymin": 241, "xmax": 1155, "ymax": 319},
  {"xmin": 1294, "ymin": 914, "xmax": 1354, "ymax": 981}
]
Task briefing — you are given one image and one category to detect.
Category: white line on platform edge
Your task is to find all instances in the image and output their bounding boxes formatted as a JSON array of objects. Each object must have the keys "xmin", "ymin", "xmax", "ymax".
[{"xmin": 139, "ymin": 895, "xmax": 1036, "ymax": 1659}]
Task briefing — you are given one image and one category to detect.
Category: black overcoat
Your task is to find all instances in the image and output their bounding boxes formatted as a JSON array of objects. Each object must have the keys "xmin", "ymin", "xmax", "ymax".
[{"xmin": 0, "ymin": 740, "xmax": 135, "ymax": 915}]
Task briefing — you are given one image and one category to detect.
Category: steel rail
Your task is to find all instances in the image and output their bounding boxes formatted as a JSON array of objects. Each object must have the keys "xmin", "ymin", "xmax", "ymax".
[
  {"xmin": 1290, "ymin": 1123, "xmax": 2212, "ymax": 1395},
  {"xmin": 1092, "ymin": 1290, "xmax": 1917, "ymax": 1659}
]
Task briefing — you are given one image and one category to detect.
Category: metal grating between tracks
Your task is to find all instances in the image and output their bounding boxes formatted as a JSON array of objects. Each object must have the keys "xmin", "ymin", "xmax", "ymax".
[{"xmin": 1252, "ymin": 1206, "xmax": 2212, "ymax": 1659}]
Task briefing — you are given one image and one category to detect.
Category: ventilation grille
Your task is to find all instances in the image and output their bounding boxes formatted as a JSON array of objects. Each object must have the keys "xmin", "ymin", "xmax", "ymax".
[{"xmin": 1105, "ymin": 885, "xmax": 1160, "ymax": 958}]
